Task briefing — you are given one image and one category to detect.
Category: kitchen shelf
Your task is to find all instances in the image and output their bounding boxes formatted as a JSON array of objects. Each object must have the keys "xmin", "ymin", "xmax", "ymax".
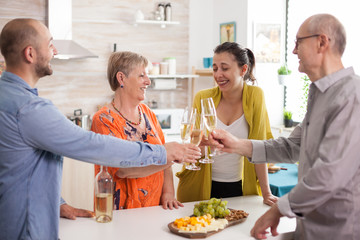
[
  {"xmin": 148, "ymin": 74, "xmax": 199, "ymax": 107},
  {"xmin": 148, "ymin": 74, "xmax": 198, "ymax": 79},
  {"xmin": 134, "ymin": 19, "xmax": 180, "ymax": 28},
  {"xmin": 193, "ymin": 68, "xmax": 213, "ymax": 77},
  {"xmin": 190, "ymin": 67, "xmax": 215, "ymax": 106}
]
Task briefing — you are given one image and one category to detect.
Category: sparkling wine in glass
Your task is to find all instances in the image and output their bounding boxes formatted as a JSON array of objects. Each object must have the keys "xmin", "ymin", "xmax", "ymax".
[
  {"xmin": 185, "ymin": 110, "xmax": 203, "ymax": 171},
  {"xmin": 200, "ymin": 98, "xmax": 217, "ymax": 162},
  {"xmin": 180, "ymin": 107, "xmax": 193, "ymax": 144}
]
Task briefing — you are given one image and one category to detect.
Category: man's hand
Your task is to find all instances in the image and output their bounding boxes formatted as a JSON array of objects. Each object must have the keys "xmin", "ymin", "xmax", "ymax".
[
  {"xmin": 199, "ymin": 130, "xmax": 224, "ymax": 149},
  {"xmin": 163, "ymin": 142, "xmax": 201, "ymax": 164},
  {"xmin": 250, "ymin": 204, "xmax": 283, "ymax": 239},
  {"xmin": 211, "ymin": 129, "xmax": 253, "ymax": 157},
  {"xmin": 60, "ymin": 203, "xmax": 94, "ymax": 220}
]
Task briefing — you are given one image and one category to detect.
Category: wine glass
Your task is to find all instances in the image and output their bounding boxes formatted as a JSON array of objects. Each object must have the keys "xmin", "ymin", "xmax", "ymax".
[
  {"xmin": 185, "ymin": 110, "xmax": 203, "ymax": 171},
  {"xmin": 180, "ymin": 107, "xmax": 193, "ymax": 144},
  {"xmin": 199, "ymin": 114, "xmax": 213, "ymax": 164},
  {"xmin": 201, "ymin": 97, "xmax": 219, "ymax": 159}
]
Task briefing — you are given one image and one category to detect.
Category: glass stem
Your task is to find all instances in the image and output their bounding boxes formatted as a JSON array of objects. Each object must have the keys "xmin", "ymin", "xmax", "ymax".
[{"xmin": 204, "ymin": 146, "xmax": 209, "ymax": 160}]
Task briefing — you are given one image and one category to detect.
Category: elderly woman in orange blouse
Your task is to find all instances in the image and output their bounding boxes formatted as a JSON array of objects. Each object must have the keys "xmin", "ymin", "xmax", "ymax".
[{"xmin": 91, "ymin": 51, "xmax": 200, "ymax": 210}]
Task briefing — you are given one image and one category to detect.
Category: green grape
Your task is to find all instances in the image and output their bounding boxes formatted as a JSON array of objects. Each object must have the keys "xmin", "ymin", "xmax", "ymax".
[
  {"xmin": 194, "ymin": 207, "xmax": 200, "ymax": 216},
  {"xmin": 209, "ymin": 208, "xmax": 215, "ymax": 217},
  {"xmin": 224, "ymin": 209, "xmax": 231, "ymax": 215},
  {"xmin": 192, "ymin": 198, "xmax": 231, "ymax": 218},
  {"xmin": 218, "ymin": 207, "xmax": 224, "ymax": 215}
]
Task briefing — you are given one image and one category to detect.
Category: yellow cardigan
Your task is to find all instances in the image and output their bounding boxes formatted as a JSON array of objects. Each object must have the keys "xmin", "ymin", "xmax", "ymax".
[{"xmin": 176, "ymin": 84, "xmax": 273, "ymax": 202}]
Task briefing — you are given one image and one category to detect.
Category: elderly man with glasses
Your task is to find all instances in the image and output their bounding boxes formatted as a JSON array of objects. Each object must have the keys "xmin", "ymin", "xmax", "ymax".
[{"xmin": 212, "ymin": 13, "xmax": 360, "ymax": 240}]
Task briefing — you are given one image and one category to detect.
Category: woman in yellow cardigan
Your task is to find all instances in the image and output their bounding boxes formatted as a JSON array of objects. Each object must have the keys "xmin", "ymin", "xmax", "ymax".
[{"xmin": 176, "ymin": 42, "xmax": 277, "ymax": 206}]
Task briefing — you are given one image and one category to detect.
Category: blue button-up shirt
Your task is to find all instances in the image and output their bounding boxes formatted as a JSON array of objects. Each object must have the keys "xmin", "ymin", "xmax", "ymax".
[{"xmin": 0, "ymin": 71, "xmax": 167, "ymax": 240}]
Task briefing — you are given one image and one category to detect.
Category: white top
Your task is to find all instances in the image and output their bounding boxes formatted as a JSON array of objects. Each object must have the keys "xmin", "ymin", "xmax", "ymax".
[
  {"xmin": 59, "ymin": 196, "xmax": 295, "ymax": 240},
  {"xmin": 212, "ymin": 115, "xmax": 249, "ymax": 182}
]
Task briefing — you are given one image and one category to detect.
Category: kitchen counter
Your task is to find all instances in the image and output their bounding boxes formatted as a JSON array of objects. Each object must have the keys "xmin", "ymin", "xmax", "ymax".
[{"xmin": 59, "ymin": 196, "xmax": 295, "ymax": 240}]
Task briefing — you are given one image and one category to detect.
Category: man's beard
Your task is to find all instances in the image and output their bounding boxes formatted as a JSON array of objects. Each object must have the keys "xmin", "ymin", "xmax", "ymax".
[{"xmin": 35, "ymin": 54, "xmax": 53, "ymax": 77}]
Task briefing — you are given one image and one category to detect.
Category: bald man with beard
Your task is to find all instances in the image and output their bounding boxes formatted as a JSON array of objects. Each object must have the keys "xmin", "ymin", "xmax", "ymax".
[{"xmin": 0, "ymin": 18, "xmax": 200, "ymax": 240}]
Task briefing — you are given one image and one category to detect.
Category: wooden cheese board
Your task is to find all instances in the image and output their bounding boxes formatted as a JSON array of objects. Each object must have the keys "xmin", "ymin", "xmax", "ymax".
[{"xmin": 168, "ymin": 210, "xmax": 248, "ymax": 239}]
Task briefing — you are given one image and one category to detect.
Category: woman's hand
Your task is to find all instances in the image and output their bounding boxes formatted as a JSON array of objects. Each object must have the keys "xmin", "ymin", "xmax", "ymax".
[
  {"xmin": 164, "ymin": 142, "xmax": 201, "ymax": 164},
  {"xmin": 200, "ymin": 131, "xmax": 224, "ymax": 149},
  {"xmin": 262, "ymin": 192, "xmax": 278, "ymax": 206},
  {"xmin": 160, "ymin": 192, "xmax": 184, "ymax": 210}
]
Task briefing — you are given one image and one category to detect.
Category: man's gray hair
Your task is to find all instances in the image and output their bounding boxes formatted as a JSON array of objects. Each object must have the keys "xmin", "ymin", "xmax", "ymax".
[{"xmin": 307, "ymin": 14, "xmax": 346, "ymax": 56}]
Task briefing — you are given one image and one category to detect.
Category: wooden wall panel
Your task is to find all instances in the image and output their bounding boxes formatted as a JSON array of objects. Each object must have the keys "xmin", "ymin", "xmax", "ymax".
[
  {"xmin": 1, "ymin": 0, "xmax": 190, "ymax": 115},
  {"xmin": 0, "ymin": 0, "xmax": 46, "ymax": 21}
]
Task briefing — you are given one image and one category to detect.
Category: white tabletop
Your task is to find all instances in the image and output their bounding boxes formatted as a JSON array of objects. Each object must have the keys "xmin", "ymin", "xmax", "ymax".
[{"xmin": 59, "ymin": 196, "xmax": 295, "ymax": 240}]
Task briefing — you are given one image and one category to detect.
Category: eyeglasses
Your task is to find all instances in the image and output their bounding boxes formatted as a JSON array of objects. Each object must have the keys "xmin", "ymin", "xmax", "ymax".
[{"xmin": 294, "ymin": 34, "xmax": 320, "ymax": 49}]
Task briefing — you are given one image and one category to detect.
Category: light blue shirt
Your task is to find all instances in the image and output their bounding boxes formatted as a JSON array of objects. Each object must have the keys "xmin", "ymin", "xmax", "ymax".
[{"xmin": 0, "ymin": 71, "xmax": 167, "ymax": 240}]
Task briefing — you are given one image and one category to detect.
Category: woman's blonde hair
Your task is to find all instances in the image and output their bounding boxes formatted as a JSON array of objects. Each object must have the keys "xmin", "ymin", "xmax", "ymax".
[{"xmin": 107, "ymin": 51, "xmax": 148, "ymax": 91}]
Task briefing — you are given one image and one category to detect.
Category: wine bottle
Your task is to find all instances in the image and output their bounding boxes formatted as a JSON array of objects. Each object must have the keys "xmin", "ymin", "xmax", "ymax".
[{"xmin": 95, "ymin": 166, "xmax": 113, "ymax": 223}]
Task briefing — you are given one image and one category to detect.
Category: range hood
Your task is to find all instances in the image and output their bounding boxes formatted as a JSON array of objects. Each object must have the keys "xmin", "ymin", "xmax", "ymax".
[{"xmin": 48, "ymin": 0, "xmax": 98, "ymax": 60}]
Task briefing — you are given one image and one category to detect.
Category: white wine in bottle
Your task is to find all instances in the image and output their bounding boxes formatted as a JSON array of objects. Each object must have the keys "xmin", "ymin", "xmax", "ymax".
[
  {"xmin": 95, "ymin": 193, "xmax": 113, "ymax": 223},
  {"xmin": 95, "ymin": 166, "xmax": 113, "ymax": 223}
]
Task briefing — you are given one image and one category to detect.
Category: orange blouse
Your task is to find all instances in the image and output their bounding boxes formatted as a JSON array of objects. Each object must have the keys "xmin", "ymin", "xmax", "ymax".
[{"xmin": 91, "ymin": 103, "xmax": 165, "ymax": 209}]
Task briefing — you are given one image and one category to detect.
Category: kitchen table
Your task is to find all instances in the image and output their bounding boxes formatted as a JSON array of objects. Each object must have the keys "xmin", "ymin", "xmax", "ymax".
[
  {"xmin": 269, "ymin": 163, "xmax": 298, "ymax": 197},
  {"xmin": 59, "ymin": 196, "xmax": 295, "ymax": 240}
]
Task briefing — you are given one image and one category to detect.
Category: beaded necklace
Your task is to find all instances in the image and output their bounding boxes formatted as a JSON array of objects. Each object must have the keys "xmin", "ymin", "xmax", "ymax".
[{"xmin": 111, "ymin": 99, "xmax": 142, "ymax": 125}]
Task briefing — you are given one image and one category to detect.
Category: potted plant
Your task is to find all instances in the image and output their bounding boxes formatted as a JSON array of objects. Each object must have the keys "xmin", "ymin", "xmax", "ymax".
[
  {"xmin": 299, "ymin": 75, "xmax": 310, "ymax": 119},
  {"xmin": 284, "ymin": 109, "xmax": 293, "ymax": 128},
  {"xmin": 277, "ymin": 65, "xmax": 292, "ymax": 85}
]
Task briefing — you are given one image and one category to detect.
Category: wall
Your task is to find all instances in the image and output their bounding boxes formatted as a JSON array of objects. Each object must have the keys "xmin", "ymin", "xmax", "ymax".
[
  {"xmin": 189, "ymin": 0, "xmax": 286, "ymax": 126},
  {"xmin": 247, "ymin": 0, "xmax": 286, "ymax": 126},
  {"xmin": 0, "ymin": 0, "xmax": 191, "ymax": 211},
  {"xmin": 188, "ymin": 0, "xmax": 214, "ymax": 69}
]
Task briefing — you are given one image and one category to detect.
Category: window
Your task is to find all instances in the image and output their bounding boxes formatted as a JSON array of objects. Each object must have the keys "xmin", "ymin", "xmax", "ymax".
[{"xmin": 285, "ymin": 0, "xmax": 360, "ymax": 122}]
